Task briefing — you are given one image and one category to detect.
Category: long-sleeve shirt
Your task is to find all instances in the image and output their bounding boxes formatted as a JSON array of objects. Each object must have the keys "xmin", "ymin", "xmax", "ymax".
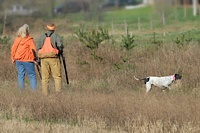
[{"xmin": 11, "ymin": 36, "xmax": 36, "ymax": 64}]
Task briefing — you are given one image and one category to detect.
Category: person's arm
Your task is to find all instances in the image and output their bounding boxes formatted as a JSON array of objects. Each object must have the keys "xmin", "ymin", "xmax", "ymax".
[
  {"xmin": 36, "ymin": 34, "xmax": 45, "ymax": 65},
  {"xmin": 29, "ymin": 38, "xmax": 37, "ymax": 61},
  {"xmin": 55, "ymin": 34, "xmax": 64, "ymax": 55},
  {"xmin": 36, "ymin": 34, "xmax": 45, "ymax": 54},
  {"xmin": 11, "ymin": 38, "xmax": 20, "ymax": 64}
]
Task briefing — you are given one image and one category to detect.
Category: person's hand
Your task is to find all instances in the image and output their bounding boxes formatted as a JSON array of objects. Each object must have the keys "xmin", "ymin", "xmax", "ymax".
[
  {"xmin": 59, "ymin": 49, "xmax": 63, "ymax": 55},
  {"xmin": 58, "ymin": 47, "xmax": 63, "ymax": 55},
  {"xmin": 34, "ymin": 61, "xmax": 38, "ymax": 65},
  {"xmin": 34, "ymin": 60, "xmax": 41, "ymax": 66}
]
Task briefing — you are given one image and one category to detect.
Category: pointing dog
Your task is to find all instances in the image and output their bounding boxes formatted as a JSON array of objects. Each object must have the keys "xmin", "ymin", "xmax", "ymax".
[{"xmin": 134, "ymin": 74, "xmax": 182, "ymax": 93}]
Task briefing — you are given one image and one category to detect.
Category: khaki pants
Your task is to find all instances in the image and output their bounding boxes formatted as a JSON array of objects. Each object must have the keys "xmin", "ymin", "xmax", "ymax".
[{"xmin": 41, "ymin": 58, "xmax": 61, "ymax": 96}]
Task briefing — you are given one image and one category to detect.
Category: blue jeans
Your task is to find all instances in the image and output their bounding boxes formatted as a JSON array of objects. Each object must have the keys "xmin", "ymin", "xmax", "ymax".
[{"xmin": 16, "ymin": 60, "xmax": 37, "ymax": 90}]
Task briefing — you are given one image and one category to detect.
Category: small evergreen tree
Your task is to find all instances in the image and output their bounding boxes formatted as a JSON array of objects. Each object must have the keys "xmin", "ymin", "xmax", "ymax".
[{"xmin": 75, "ymin": 26, "xmax": 111, "ymax": 60}]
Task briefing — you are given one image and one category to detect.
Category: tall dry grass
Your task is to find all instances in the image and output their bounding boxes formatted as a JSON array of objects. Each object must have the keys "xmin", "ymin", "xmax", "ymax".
[
  {"xmin": 0, "ymin": 88, "xmax": 199, "ymax": 132},
  {"xmin": 1, "ymin": 23, "xmax": 200, "ymax": 132}
]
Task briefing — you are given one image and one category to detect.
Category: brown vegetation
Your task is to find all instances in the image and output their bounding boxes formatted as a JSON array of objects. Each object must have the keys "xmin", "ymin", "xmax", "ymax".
[{"xmin": 0, "ymin": 20, "xmax": 200, "ymax": 132}]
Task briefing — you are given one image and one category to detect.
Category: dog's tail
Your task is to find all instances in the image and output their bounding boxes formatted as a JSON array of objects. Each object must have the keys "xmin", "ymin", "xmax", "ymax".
[
  {"xmin": 134, "ymin": 76, "xmax": 149, "ymax": 84},
  {"xmin": 134, "ymin": 75, "xmax": 142, "ymax": 81},
  {"xmin": 134, "ymin": 75, "xmax": 147, "ymax": 80}
]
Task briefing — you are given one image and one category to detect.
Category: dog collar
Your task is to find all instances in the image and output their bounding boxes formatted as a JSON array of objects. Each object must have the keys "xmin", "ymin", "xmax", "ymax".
[{"xmin": 172, "ymin": 75, "xmax": 175, "ymax": 80}]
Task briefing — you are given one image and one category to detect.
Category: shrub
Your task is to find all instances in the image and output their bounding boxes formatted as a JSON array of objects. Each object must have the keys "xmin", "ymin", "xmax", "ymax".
[
  {"xmin": 75, "ymin": 26, "xmax": 111, "ymax": 60},
  {"xmin": 174, "ymin": 32, "xmax": 192, "ymax": 47},
  {"xmin": 75, "ymin": 26, "xmax": 111, "ymax": 50},
  {"xmin": 121, "ymin": 29, "xmax": 136, "ymax": 51},
  {"xmin": 0, "ymin": 36, "xmax": 11, "ymax": 45}
]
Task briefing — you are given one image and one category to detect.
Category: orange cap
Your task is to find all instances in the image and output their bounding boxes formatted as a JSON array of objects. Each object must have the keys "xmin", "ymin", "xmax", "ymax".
[{"xmin": 46, "ymin": 23, "xmax": 56, "ymax": 30}]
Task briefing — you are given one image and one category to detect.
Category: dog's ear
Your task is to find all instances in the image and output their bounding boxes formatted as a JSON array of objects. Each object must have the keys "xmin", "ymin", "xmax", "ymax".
[{"xmin": 144, "ymin": 78, "xmax": 150, "ymax": 84}]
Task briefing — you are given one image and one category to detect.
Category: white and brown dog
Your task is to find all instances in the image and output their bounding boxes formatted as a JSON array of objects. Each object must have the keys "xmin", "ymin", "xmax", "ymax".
[{"xmin": 134, "ymin": 74, "xmax": 182, "ymax": 93}]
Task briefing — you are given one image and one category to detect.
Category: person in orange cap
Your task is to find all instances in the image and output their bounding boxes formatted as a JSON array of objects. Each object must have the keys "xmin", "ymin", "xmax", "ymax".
[
  {"xmin": 11, "ymin": 24, "xmax": 37, "ymax": 90},
  {"xmin": 36, "ymin": 22, "xmax": 64, "ymax": 96}
]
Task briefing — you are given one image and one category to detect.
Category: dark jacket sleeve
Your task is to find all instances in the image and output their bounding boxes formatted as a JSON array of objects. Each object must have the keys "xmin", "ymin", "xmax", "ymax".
[
  {"xmin": 51, "ymin": 33, "xmax": 64, "ymax": 55},
  {"xmin": 55, "ymin": 34, "xmax": 64, "ymax": 50}
]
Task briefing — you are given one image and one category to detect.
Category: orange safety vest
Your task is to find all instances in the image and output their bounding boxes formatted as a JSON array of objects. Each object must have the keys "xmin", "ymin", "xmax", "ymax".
[{"xmin": 38, "ymin": 33, "xmax": 59, "ymax": 58}]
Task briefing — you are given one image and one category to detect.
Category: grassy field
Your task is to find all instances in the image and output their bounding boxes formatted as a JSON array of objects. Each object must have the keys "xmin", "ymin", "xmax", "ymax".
[{"xmin": 0, "ymin": 6, "xmax": 200, "ymax": 132}]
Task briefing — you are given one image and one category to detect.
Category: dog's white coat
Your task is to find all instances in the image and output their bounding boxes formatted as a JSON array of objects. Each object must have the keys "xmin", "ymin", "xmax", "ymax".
[
  {"xmin": 134, "ymin": 75, "xmax": 176, "ymax": 93},
  {"xmin": 145, "ymin": 75, "xmax": 175, "ymax": 92}
]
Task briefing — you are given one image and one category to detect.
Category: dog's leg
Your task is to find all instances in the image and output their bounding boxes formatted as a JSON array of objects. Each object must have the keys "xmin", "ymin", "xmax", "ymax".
[
  {"xmin": 167, "ymin": 86, "xmax": 172, "ymax": 92},
  {"xmin": 146, "ymin": 83, "xmax": 152, "ymax": 93},
  {"xmin": 165, "ymin": 85, "xmax": 172, "ymax": 90}
]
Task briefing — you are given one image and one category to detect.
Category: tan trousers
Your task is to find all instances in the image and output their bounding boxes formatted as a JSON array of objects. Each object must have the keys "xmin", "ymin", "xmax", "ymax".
[{"xmin": 41, "ymin": 58, "xmax": 61, "ymax": 96}]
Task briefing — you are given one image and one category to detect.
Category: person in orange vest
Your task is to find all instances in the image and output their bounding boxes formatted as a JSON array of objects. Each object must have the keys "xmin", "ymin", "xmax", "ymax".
[
  {"xmin": 11, "ymin": 24, "xmax": 37, "ymax": 90},
  {"xmin": 36, "ymin": 22, "xmax": 64, "ymax": 96}
]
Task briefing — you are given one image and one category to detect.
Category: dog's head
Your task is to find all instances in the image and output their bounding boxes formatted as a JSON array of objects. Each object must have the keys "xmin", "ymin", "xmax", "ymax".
[{"xmin": 174, "ymin": 74, "xmax": 182, "ymax": 80}]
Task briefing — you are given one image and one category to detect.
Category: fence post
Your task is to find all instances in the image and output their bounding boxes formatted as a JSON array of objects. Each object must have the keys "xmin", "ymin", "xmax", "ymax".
[
  {"xmin": 124, "ymin": 20, "xmax": 127, "ymax": 33},
  {"xmin": 138, "ymin": 16, "xmax": 141, "ymax": 31},
  {"xmin": 162, "ymin": 11, "xmax": 165, "ymax": 26},
  {"xmin": 184, "ymin": 0, "xmax": 187, "ymax": 18},
  {"xmin": 175, "ymin": 0, "xmax": 178, "ymax": 21},
  {"xmin": 111, "ymin": 20, "xmax": 114, "ymax": 35},
  {"xmin": 149, "ymin": 15, "xmax": 153, "ymax": 30}
]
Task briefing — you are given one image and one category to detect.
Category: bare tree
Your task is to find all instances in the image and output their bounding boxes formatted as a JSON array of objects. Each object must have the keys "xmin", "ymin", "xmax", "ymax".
[
  {"xmin": 193, "ymin": 0, "xmax": 197, "ymax": 16},
  {"xmin": 184, "ymin": 0, "xmax": 188, "ymax": 18}
]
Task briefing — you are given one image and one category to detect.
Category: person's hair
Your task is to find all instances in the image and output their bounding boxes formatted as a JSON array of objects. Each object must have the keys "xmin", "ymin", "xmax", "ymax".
[{"xmin": 17, "ymin": 24, "xmax": 29, "ymax": 38}]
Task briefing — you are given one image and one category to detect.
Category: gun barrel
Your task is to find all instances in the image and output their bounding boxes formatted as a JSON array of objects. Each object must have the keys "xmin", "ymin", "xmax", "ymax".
[{"xmin": 61, "ymin": 54, "xmax": 69, "ymax": 84}]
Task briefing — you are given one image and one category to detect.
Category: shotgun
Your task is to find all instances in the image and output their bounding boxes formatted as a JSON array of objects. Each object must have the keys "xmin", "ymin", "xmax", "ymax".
[
  {"xmin": 60, "ymin": 54, "xmax": 69, "ymax": 84},
  {"xmin": 32, "ymin": 49, "xmax": 42, "ymax": 79},
  {"xmin": 35, "ymin": 63, "xmax": 42, "ymax": 79}
]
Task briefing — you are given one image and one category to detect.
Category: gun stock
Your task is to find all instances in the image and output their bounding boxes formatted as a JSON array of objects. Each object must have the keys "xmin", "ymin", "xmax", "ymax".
[
  {"xmin": 32, "ymin": 49, "xmax": 42, "ymax": 79},
  {"xmin": 36, "ymin": 64, "xmax": 42, "ymax": 79}
]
